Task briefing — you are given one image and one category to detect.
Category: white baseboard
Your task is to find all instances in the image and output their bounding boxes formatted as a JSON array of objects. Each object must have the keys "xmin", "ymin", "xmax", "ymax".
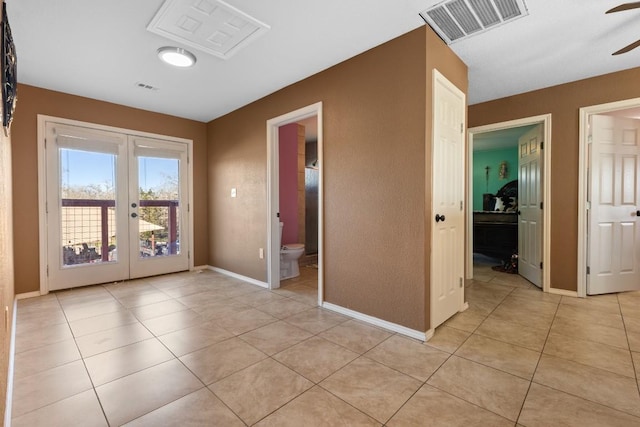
[
  {"xmin": 5, "ymin": 298, "xmax": 17, "ymax": 426},
  {"xmin": 425, "ymin": 328, "xmax": 435, "ymax": 341},
  {"xmin": 207, "ymin": 266, "xmax": 268, "ymax": 289},
  {"xmin": 193, "ymin": 265, "xmax": 209, "ymax": 271},
  {"xmin": 15, "ymin": 291, "xmax": 41, "ymax": 300},
  {"xmin": 549, "ymin": 288, "xmax": 579, "ymax": 298},
  {"xmin": 321, "ymin": 302, "xmax": 427, "ymax": 342}
]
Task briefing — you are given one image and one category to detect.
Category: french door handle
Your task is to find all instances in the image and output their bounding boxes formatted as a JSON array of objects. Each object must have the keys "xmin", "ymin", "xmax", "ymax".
[
  {"xmin": 435, "ymin": 214, "xmax": 446, "ymax": 223},
  {"xmin": 131, "ymin": 213, "xmax": 138, "ymax": 218},
  {"xmin": 636, "ymin": 210, "xmax": 640, "ymax": 217}
]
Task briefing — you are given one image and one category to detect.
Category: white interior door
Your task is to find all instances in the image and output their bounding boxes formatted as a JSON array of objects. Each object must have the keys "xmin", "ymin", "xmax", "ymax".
[
  {"xmin": 587, "ymin": 115, "xmax": 640, "ymax": 295},
  {"xmin": 431, "ymin": 70, "xmax": 466, "ymax": 329},
  {"xmin": 518, "ymin": 124, "xmax": 543, "ymax": 287},
  {"xmin": 45, "ymin": 122, "xmax": 190, "ymax": 291}
]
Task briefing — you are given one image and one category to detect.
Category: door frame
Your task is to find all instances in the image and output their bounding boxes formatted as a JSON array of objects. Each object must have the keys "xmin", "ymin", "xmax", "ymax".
[
  {"xmin": 266, "ymin": 102, "xmax": 323, "ymax": 305},
  {"xmin": 466, "ymin": 114, "xmax": 552, "ymax": 294},
  {"xmin": 37, "ymin": 115, "xmax": 195, "ymax": 295},
  {"xmin": 578, "ymin": 97, "xmax": 640, "ymax": 297}
]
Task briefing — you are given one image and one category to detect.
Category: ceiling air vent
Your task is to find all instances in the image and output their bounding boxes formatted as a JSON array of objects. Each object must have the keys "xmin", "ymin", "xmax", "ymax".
[
  {"xmin": 420, "ymin": 0, "xmax": 528, "ymax": 44},
  {"xmin": 135, "ymin": 82, "xmax": 159, "ymax": 91}
]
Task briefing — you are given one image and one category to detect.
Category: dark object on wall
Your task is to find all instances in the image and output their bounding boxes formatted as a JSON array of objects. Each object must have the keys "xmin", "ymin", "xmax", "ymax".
[{"xmin": 1, "ymin": 2, "xmax": 17, "ymax": 133}]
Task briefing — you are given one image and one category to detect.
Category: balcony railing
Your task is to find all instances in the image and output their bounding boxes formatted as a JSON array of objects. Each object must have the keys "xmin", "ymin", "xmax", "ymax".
[{"xmin": 61, "ymin": 198, "xmax": 179, "ymax": 263}]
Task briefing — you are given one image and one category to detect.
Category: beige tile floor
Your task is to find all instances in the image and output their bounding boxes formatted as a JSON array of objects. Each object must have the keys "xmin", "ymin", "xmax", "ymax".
[{"xmin": 11, "ymin": 261, "xmax": 640, "ymax": 426}]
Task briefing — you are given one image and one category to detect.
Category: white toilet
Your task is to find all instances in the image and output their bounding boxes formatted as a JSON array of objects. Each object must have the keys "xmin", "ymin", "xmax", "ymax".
[{"xmin": 279, "ymin": 222, "xmax": 305, "ymax": 280}]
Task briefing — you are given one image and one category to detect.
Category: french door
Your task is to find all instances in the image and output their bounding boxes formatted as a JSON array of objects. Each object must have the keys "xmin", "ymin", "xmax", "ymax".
[{"xmin": 44, "ymin": 121, "xmax": 190, "ymax": 291}]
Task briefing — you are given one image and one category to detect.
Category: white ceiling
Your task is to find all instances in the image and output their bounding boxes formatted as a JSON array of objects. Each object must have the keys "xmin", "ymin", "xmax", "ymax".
[{"xmin": 8, "ymin": 0, "xmax": 640, "ymax": 123}]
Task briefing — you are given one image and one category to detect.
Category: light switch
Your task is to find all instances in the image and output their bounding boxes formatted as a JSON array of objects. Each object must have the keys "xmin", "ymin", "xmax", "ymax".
[
  {"xmin": 259, "ymin": 248, "xmax": 264, "ymax": 259},
  {"xmin": 231, "ymin": 188, "xmax": 237, "ymax": 198}
]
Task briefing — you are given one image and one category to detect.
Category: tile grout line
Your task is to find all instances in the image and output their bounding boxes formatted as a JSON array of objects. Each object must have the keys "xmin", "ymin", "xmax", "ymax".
[
  {"xmin": 385, "ymin": 278, "xmax": 523, "ymax": 425},
  {"xmin": 106, "ymin": 271, "xmax": 321, "ymax": 425},
  {"xmin": 16, "ymin": 268, "xmax": 637, "ymax": 424},
  {"xmin": 448, "ymin": 282, "xmax": 534, "ymax": 423},
  {"xmin": 57, "ymin": 286, "xmax": 111, "ymax": 426},
  {"xmin": 112, "ymin": 277, "xmax": 258, "ymax": 425},
  {"xmin": 513, "ymin": 293, "xmax": 562, "ymax": 425},
  {"xmin": 617, "ymin": 293, "xmax": 640, "ymax": 398},
  {"xmin": 518, "ymin": 294, "xmax": 640, "ymax": 421}
]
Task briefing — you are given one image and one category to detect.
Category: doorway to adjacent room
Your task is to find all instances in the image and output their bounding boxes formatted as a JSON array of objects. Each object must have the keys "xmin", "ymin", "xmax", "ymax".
[
  {"xmin": 266, "ymin": 102, "xmax": 323, "ymax": 306},
  {"xmin": 467, "ymin": 114, "xmax": 552, "ymax": 293}
]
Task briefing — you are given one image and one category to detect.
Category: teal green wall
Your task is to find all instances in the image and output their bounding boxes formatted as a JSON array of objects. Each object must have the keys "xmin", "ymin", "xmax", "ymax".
[{"xmin": 473, "ymin": 147, "xmax": 518, "ymax": 211}]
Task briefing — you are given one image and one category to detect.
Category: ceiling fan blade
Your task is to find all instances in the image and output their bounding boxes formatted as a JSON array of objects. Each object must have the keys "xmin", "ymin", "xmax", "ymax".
[
  {"xmin": 606, "ymin": 2, "xmax": 640, "ymax": 13},
  {"xmin": 613, "ymin": 38, "xmax": 640, "ymax": 55}
]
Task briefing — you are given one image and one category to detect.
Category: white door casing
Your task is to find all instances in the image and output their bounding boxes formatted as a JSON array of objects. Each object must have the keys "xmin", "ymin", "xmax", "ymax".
[
  {"xmin": 39, "ymin": 116, "xmax": 193, "ymax": 293},
  {"xmin": 266, "ymin": 102, "xmax": 323, "ymax": 305},
  {"xmin": 431, "ymin": 70, "xmax": 467, "ymax": 330},
  {"xmin": 467, "ymin": 115, "xmax": 552, "ymax": 293},
  {"xmin": 518, "ymin": 124, "xmax": 543, "ymax": 287},
  {"xmin": 587, "ymin": 114, "xmax": 640, "ymax": 295}
]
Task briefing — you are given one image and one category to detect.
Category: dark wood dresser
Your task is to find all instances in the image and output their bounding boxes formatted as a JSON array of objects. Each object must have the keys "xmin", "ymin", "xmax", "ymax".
[{"xmin": 473, "ymin": 212, "xmax": 518, "ymax": 261}]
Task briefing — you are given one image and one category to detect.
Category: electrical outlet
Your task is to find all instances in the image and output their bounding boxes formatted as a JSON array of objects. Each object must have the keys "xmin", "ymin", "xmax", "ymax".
[
  {"xmin": 231, "ymin": 188, "xmax": 237, "ymax": 198},
  {"xmin": 259, "ymin": 248, "xmax": 264, "ymax": 259}
]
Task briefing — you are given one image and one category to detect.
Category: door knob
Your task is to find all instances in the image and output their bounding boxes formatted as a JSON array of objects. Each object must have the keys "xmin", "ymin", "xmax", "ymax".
[
  {"xmin": 517, "ymin": 210, "xmax": 521, "ymax": 215},
  {"xmin": 435, "ymin": 214, "xmax": 446, "ymax": 223},
  {"xmin": 131, "ymin": 203, "xmax": 137, "ymax": 208},
  {"xmin": 131, "ymin": 213, "xmax": 138, "ymax": 218}
]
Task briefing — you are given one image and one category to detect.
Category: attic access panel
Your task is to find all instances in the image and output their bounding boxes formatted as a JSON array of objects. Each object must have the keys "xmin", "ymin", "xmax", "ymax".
[
  {"xmin": 147, "ymin": 0, "xmax": 270, "ymax": 60},
  {"xmin": 420, "ymin": 0, "xmax": 528, "ymax": 44}
]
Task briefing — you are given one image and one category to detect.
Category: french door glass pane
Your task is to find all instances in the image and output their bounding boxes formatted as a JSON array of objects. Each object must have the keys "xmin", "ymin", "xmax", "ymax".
[
  {"xmin": 137, "ymin": 156, "xmax": 180, "ymax": 258},
  {"xmin": 60, "ymin": 148, "xmax": 117, "ymax": 266}
]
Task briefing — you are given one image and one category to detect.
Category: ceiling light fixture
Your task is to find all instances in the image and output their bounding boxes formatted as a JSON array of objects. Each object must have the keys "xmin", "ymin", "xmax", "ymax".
[{"xmin": 157, "ymin": 46, "xmax": 197, "ymax": 68}]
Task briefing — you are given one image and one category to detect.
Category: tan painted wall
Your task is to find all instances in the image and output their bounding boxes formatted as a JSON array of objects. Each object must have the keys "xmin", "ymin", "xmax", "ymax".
[
  {"xmin": 11, "ymin": 84, "xmax": 209, "ymax": 294},
  {"xmin": 209, "ymin": 27, "xmax": 467, "ymax": 331},
  {"xmin": 468, "ymin": 67, "xmax": 640, "ymax": 291},
  {"xmin": 0, "ymin": 128, "xmax": 14, "ymax": 420}
]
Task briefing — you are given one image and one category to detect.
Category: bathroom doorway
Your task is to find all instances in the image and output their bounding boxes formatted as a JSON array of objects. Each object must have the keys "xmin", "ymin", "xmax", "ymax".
[{"xmin": 266, "ymin": 103, "xmax": 323, "ymax": 305}]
